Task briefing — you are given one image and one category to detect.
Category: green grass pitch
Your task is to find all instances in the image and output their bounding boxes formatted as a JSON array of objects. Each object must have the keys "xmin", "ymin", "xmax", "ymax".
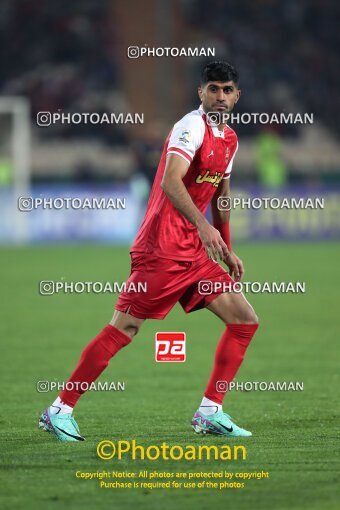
[{"xmin": 0, "ymin": 243, "xmax": 339, "ymax": 510}]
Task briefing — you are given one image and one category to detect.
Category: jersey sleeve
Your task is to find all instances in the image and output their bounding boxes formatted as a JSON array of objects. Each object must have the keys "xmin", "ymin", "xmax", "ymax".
[
  {"xmin": 223, "ymin": 140, "xmax": 238, "ymax": 179},
  {"xmin": 167, "ymin": 113, "xmax": 205, "ymax": 164}
]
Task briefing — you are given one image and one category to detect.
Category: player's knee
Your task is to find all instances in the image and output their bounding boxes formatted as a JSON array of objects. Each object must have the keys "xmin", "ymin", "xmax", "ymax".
[
  {"xmin": 109, "ymin": 310, "xmax": 143, "ymax": 339},
  {"xmin": 232, "ymin": 306, "xmax": 259, "ymax": 325},
  {"xmin": 244, "ymin": 308, "xmax": 259, "ymax": 325},
  {"xmin": 122, "ymin": 324, "xmax": 140, "ymax": 338},
  {"xmin": 110, "ymin": 320, "xmax": 140, "ymax": 338},
  {"xmin": 111, "ymin": 321, "xmax": 140, "ymax": 339}
]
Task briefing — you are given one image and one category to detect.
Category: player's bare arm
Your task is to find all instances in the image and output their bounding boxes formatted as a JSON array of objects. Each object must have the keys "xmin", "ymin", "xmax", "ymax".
[
  {"xmin": 161, "ymin": 153, "xmax": 229, "ymax": 262},
  {"xmin": 211, "ymin": 178, "xmax": 244, "ymax": 281}
]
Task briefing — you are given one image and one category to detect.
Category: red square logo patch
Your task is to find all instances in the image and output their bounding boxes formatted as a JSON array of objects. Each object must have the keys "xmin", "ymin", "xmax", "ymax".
[{"xmin": 155, "ymin": 332, "xmax": 186, "ymax": 362}]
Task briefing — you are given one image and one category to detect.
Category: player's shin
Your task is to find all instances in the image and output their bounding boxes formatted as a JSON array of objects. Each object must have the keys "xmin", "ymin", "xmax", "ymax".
[
  {"xmin": 55, "ymin": 325, "xmax": 131, "ymax": 409},
  {"xmin": 202, "ymin": 323, "xmax": 259, "ymax": 407}
]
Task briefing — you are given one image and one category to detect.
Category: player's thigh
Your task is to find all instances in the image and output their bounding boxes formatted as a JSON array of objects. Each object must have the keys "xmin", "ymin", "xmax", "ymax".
[
  {"xmin": 110, "ymin": 310, "xmax": 145, "ymax": 338},
  {"xmin": 207, "ymin": 291, "xmax": 258, "ymax": 325}
]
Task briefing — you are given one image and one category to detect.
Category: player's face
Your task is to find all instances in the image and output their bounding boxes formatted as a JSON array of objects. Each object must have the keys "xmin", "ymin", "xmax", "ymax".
[{"xmin": 198, "ymin": 81, "xmax": 241, "ymax": 114}]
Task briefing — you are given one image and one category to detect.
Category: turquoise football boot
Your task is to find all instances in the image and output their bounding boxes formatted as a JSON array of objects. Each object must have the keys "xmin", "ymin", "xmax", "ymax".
[
  {"xmin": 39, "ymin": 408, "xmax": 85, "ymax": 442},
  {"xmin": 191, "ymin": 410, "xmax": 252, "ymax": 437}
]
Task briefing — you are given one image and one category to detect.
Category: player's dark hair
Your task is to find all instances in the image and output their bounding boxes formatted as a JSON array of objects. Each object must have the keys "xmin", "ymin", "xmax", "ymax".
[{"xmin": 201, "ymin": 61, "xmax": 239, "ymax": 87}]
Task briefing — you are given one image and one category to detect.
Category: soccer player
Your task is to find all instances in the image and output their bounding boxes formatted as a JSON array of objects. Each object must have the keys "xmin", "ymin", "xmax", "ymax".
[{"xmin": 39, "ymin": 61, "xmax": 259, "ymax": 441}]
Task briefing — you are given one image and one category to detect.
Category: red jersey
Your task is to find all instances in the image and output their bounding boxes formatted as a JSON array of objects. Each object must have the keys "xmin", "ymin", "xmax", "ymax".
[{"xmin": 131, "ymin": 105, "xmax": 238, "ymax": 261}]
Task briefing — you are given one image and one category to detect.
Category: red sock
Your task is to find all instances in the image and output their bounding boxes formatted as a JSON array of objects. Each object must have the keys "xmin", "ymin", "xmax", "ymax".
[
  {"xmin": 59, "ymin": 325, "xmax": 131, "ymax": 407},
  {"xmin": 204, "ymin": 323, "xmax": 259, "ymax": 405}
]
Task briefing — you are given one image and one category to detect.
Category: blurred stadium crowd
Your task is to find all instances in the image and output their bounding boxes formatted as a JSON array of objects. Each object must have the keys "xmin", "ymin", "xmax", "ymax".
[
  {"xmin": 0, "ymin": 0, "xmax": 339, "ymax": 184},
  {"xmin": 0, "ymin": 0, "xmax": 125, "ymax": 143},
  {"xmin": 186, "ymin": 0, "xmax": 340, "ymax": 137}
]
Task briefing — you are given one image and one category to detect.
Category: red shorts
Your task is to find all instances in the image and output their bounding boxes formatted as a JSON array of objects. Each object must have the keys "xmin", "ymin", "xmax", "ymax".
[{"xmin": 115, "ymin": 252, "xmax": 234, "ymax": 320}]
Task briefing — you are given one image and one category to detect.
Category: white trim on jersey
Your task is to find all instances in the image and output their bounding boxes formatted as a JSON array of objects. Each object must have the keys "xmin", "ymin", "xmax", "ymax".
[
  {"xmin": 167, "ymin": 150, "xmax": 192, "ymax": 165},
  {"xmin": 167, "ymin": 108, "xmax": 205, "ymax": 161}
]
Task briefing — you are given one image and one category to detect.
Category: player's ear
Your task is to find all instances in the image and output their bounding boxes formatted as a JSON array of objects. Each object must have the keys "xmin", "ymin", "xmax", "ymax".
[
  {"xmin": 198, "ymin": 86, "xmax": 203, "ymax": 101},
  {"xmin": 235, "ymin": 88, "xmax": 241, "ymax": 104}
]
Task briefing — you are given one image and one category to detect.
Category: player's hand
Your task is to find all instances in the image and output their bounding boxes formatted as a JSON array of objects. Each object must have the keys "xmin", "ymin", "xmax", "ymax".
[
  {"xmin": 197, "ymin": 222, "xmax": 229, "ymax": 262},
  {"xmin": 225, "ymin": 251, "xmax": 244, "ymax": 282}
]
